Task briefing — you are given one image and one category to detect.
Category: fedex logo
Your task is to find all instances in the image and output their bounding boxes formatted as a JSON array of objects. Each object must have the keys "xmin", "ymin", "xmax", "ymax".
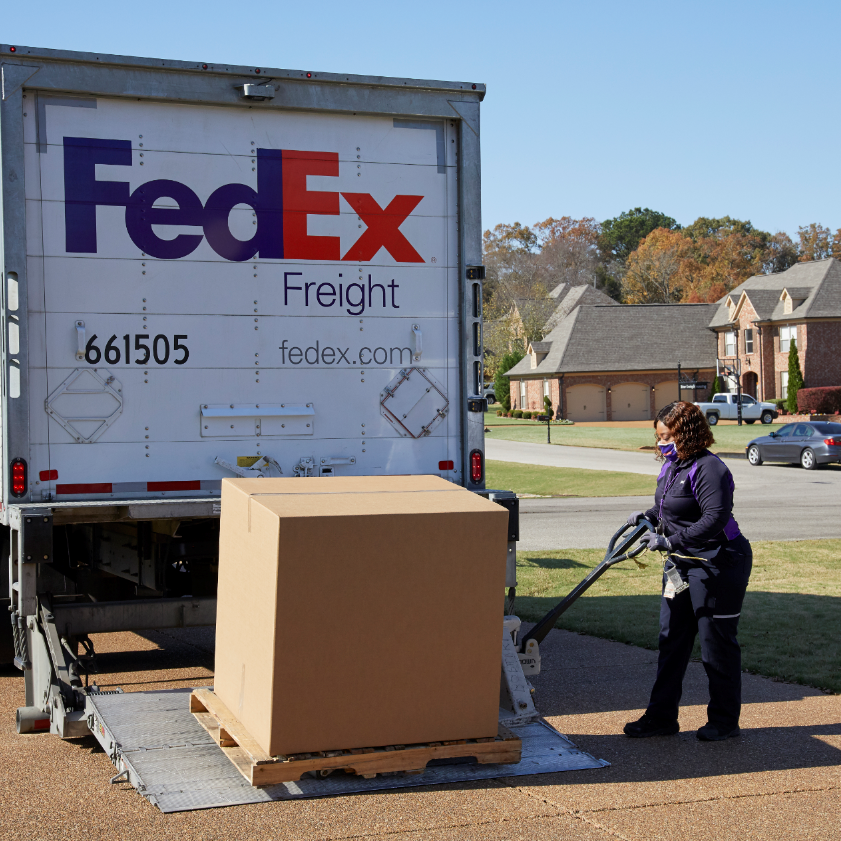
[{"xmin": 63, "ymin": 137, "xmax": 425, "ymax": 263}]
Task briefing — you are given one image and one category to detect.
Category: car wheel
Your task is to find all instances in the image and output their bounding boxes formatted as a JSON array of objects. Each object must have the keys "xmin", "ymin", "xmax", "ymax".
[
  {"xmin": 761, "ymin": 411, "xmax": 773, "ymax": 424},
  {"xmin": 745, "ymin": 419, "xmax": 756, "ymax": 424},
  {"xmin": 706, "ymin": 413, "xmax": 719, "ymax": 426},
  {"xmin": 800, "ymin": 448, "xmax": 819, "ymax": 470},
  {"xmin": 747, "ymin": 445, "xmax": 763, "ymax": 466}
]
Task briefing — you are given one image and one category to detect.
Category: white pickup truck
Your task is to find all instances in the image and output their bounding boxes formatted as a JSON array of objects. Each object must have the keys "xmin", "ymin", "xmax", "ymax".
[{"xmin": 694, "ymin": 393, "xmax": 779, "ymax": 425}]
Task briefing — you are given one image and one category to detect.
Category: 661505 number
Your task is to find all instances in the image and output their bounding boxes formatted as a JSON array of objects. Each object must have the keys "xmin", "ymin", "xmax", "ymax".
[{"xmin": 84, "ymin": 334, "xmax": 189, "ymax": 365}]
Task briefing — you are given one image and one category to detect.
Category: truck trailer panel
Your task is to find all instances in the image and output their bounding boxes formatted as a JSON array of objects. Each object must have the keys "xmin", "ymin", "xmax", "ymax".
[{"xmin": 0, "ymin": 47, "xmax": 489, "ymax": 725}]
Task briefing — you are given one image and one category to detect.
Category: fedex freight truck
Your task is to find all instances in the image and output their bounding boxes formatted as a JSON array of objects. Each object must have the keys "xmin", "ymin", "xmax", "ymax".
[{"xmin": 0, "ymin": 46, "xmax": 509, "ymax": 735}]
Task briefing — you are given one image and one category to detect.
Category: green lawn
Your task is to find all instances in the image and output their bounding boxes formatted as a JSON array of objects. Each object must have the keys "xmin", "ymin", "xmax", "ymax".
[
  {"xmin": 514, "ymin": 539, "xmax": 841, "ymax": 693},
  {"xmin": 484, "ymin": 415, "xmax": 765, "ymax": 454},
  {"xmin": 487, "ymin": 460, "xmax": 655, "ymax": 497}
]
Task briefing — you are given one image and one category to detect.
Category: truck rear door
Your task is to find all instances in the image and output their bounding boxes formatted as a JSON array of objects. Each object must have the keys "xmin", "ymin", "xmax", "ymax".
[{"xmin": 25, "ymin": 97, "xmax": 463, "ymax": 500}]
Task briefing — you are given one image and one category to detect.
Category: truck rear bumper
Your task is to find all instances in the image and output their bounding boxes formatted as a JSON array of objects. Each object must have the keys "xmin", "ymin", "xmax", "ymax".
[
  {"xmin": 52, "ymin": 597, "xmax": 216, "ymax": 636},
  {"xmin": 3, "ymin": 497, "xmax": 220, "ymax": 527}
]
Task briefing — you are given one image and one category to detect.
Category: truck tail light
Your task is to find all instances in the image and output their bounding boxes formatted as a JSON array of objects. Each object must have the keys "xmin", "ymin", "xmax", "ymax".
[
  {"xmin": 438, "ymin": 460, "xmax": 454, "ymax": 471},
  {"xmin": 469, "ymin": 449, "xmax": 483, "ymax": 484},
  {"xmin": 824, "ymin": 437, "xmax": 841, "ymax": 446},
  {"xmin": 10, "ymin": 458, "xmax": 26, "ymax": 497}
]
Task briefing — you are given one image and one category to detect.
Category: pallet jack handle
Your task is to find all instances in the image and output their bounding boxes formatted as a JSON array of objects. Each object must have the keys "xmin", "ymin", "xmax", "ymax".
[{"xmin": 519, "ymin": 518, "xmax": 656, "ymax": 649}]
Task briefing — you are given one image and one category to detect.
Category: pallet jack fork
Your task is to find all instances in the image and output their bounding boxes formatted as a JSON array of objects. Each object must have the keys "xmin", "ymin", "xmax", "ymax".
[{"xmin": 499, "ymin": 518, "xmax": 655, "ymax": 727}]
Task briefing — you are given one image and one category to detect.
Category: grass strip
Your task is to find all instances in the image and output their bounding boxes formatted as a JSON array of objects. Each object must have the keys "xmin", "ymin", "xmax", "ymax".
[
  {"xmin": 514, "ymin": 539, "xmax": 841, "ymax": 693},
  {"xmin": 485, "ymin": 418, "xmax": 770, "ymax": 454},
  {"xmin": 486, "ymin": 460, "xmax": 655, "ymax": 497}
]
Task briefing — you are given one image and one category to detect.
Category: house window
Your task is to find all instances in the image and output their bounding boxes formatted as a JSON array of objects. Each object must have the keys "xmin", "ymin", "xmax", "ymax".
[
  {"xmin": 780, "ymin": 371, "xmax": 789, "ymax": 399},
  {"xmin": 780, "ymin": 325, "xmax": 797, "ymax": 353},
  {"xmin": 543, "ymin": 378, "xmax": 550, "ymax": 398},
  {"xmin": 519, "ymin": 381, "xmax": 527, "ymax": 408},
  {"xmin": 724, "ymin": 331, "xmax": 736, "ymax": 356},
  {"xmin": 744, "ymin": 329, "xmax": 754, "ymax": 354}
]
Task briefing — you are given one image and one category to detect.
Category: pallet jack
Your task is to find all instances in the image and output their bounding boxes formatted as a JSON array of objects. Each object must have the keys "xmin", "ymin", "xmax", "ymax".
[{"xmin": 499, "ymin": 515, "xmax": 655, "ymax": 727}]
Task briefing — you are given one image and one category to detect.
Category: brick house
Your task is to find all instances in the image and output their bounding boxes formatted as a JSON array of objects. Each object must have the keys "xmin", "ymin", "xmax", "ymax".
[
  {"xmin": 505, "ymin": 304, "xmax": 717, "ymax": 422},
  {"xmin": 708, "ymin": 258, "xmax": 841, "ymax": 402}
]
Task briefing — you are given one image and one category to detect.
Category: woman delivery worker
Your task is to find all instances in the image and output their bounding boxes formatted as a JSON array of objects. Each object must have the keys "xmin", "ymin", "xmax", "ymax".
[{"xmin": 625, "ymin": 401, "xmax": 752, "ymax": 742}]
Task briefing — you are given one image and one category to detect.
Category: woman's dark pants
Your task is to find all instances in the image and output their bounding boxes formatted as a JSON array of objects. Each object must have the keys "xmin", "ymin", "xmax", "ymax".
[{"xmin": 646, "ymin": 539, "xmax": 752, "ymax": 729}]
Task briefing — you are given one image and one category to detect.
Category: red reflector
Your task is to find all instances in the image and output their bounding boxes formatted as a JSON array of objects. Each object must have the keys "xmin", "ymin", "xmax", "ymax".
[
  {"xmin": 438, "ymin": 460, "xmax": 454, "ymax": 471},
  {"xmin": 33, "ymin": 718, "xmax": 51, "ymax": 731},
  {"xmin": 147, "ymin": 480, "xmax": 202, "ymax": 492},
  {"xmin": 10, "ymin": 458, "xmax": 26, "ymax": 497},
  {"xmin": 824, "ymin": 438, "xmax": 841, "ymax": 446},
  {"xmin": 39, "ymin": 470, "xmax": 58, "ymax": 482},
  {"xmin": 470, "ymin": 449, "xmax": 483, "ymax": 484},
  {"xmin": 56, "ymin": 483, "xmax": 112, "ymax": 495}
]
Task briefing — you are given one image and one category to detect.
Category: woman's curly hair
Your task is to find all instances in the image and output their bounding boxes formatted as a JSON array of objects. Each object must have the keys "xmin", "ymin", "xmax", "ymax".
[{"xmin": 654, "ymin": 401, "xmax": 714, "ymax": 460}]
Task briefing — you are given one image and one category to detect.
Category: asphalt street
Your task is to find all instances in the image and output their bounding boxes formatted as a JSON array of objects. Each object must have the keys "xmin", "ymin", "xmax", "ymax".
[{"xmin": 486, "ymin": 439, "xmax": 841, "ymax": 549}]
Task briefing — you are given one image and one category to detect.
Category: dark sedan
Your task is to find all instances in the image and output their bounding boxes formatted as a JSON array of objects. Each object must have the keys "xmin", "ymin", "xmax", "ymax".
[{"xmin": 746, "ymin": 421, "xmax": 841, "ymax": 470}]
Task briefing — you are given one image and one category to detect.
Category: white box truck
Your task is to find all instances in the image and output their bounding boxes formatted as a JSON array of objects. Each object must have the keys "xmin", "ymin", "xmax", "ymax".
[{"xmin": 0, "ymin": 45, "xmax": 517, "ymax": 736}]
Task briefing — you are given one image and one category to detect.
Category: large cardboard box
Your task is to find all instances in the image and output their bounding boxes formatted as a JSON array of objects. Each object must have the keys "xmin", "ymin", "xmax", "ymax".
[{"xmin": 214, "ymin": 475, "xmax": 509, "ymax": 757}]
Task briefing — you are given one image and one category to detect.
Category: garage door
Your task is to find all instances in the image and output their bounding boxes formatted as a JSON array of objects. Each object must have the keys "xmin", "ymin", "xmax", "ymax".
[
  {"xmin": 565, "ymin": 384, "xmax": 606, "ymax": 422},
  {"xmin": 611, "ymin": 382, "xmax": 650, "ymax": 421},
  {"xmin": 655, "ymin": 381, "xmax": 680, "ymax": 414}
]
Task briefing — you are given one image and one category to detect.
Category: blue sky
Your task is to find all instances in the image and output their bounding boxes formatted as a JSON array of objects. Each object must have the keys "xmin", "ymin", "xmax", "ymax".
[{"xmin": 5, "ymin": 1, "xmax": 839, "ymax": 238}]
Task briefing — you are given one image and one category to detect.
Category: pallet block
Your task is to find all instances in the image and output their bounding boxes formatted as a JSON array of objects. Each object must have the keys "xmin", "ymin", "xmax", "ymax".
[{"xmin": 190, "ymin": 688, "xmax": 522, "ymax": 786}]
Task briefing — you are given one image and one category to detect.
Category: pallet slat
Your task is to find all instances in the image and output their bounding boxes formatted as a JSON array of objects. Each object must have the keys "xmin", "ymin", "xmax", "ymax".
[
  {"xmin": 190, "ymin": 689, "xmax": 522, "ymax": 786},
  {"xmin": 191, "ymin": 687, "xmax": 274, "ymax": 765}
]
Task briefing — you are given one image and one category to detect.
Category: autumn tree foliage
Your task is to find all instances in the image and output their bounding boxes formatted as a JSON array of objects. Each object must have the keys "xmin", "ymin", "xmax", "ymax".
[
  {"xmin": 482, "ymin": 222, "xmax": 556, "ymax": 362},
  {"xmin": 623, "ymin": 217, "xmax": 795, "ymax": 304},
  {"xmin": 534, "ymin": 216, "xmax": 602, "ymax": 288},
  {"xmin": 623, "ymin": 228, "xmax": 690, "ymax": 303},
  {"xmin": 482, "ymin": 216, "xmax": 605, "ymax": 365},
  {"xmin": 598, "ymin": 208, "xmax": 680, "ymax": 262},
  {"xmin": 797, "ymin": 223, "xmax": 835, "ymax": 262},
  {"xmin": 763, "ymin": 232, "xmax": 800, "ymax": 274}
]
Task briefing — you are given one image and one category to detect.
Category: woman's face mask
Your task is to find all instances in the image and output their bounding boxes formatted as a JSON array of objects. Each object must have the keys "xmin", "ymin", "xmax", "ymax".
[{"xmin": 659, "ymin": 442, "xmax": 678, "ymax": 462}]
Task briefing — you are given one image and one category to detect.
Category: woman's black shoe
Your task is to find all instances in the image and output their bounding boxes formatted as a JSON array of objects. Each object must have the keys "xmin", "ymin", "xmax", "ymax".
[
  {"xmin": 696, "ymin": 723, "xmax": 740, "ymax": 741},
  {"xmin": 623, "ymin": 713, "xmax": 680, "ymax": 738}
]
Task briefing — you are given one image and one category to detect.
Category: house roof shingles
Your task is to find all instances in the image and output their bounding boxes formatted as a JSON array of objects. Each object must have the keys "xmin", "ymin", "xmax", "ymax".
[
  {"xmin": 506, "ymin": 303, "xmax": 718, "ymax": 377},
  {"xmin": 546, "ymin": 284, "xmax": 620, "ymax": 328},
  {"xmin": 708, "ymin": 258, "xmax": 841, "ymax": 328}
]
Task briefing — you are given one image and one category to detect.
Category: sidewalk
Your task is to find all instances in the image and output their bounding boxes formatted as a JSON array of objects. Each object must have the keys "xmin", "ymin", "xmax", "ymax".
[{"xmin": 1, "ymin": 626, "xmax": 838, "ymax": 840}]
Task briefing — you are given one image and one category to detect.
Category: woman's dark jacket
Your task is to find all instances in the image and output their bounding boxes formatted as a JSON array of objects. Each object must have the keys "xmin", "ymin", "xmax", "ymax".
[{"xmin": 644, "ymin": 449, "xmax": 743, "ymax": 560}]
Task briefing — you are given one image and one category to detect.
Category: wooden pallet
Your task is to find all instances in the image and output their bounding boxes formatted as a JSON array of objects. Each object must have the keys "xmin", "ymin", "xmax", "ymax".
[{"xmin": 190, "ymin": 688, "xmax": 522, "ymax": 786}]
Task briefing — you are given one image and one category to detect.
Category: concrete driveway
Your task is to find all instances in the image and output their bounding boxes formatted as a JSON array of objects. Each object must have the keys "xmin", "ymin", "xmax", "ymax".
[
  {"xmin": 1, "ymin": 626, "xmax": 838, "ymax": 840},
  {"xmin": 486, "ymin": 439, "xmax": 841, "ymax": 550}
]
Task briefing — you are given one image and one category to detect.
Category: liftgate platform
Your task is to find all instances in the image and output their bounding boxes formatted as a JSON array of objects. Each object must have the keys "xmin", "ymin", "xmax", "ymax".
[{"xmin": 86, "ymin": 687, "xmax": 607, "ymax": 813}]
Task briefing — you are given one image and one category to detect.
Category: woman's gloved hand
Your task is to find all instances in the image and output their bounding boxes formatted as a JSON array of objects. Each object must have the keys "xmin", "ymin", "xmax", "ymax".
[
  {"xmin": 640, "ymin": 532, "xmax": 672, "ymax": 552},
  {"xmin": 627, "ymin": 511, "xmax": 647, "ymax": 526}
]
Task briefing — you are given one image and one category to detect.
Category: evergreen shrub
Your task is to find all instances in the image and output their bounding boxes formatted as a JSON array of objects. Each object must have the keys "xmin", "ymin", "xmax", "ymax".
[{"xmin": 786, "ymin": 341, "xmax": 804, "ymax": 414}]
